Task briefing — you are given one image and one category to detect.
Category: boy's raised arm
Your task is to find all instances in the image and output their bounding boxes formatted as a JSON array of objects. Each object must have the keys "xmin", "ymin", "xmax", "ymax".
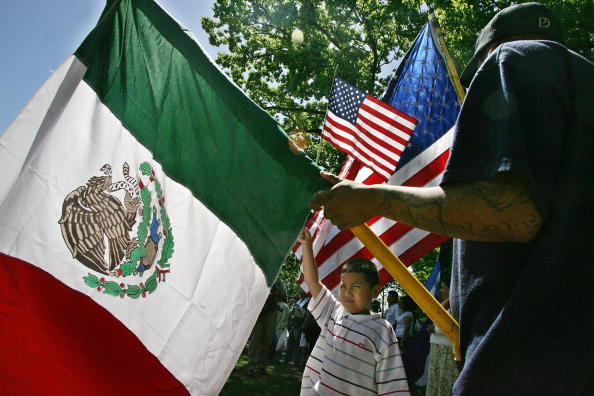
[{"xmin": 297, "ymin": 228, "xmax": 323, "ymax": 299}]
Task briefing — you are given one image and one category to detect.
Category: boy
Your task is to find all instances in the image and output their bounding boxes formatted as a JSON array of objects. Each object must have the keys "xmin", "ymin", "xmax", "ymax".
[{"xmin": 298, "ymin": 228, "xmax": 409, "ymax": 395}]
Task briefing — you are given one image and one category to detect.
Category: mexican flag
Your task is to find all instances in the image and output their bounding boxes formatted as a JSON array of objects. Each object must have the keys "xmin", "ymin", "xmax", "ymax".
[{"xmin": 0, "ymin": 0, "xmax": 325, "ymax": 394}]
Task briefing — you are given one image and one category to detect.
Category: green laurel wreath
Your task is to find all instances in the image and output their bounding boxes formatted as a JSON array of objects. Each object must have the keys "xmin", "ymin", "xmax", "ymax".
[{"xmin": 83, "ymin": 162, "xmax": 174, "ymax": 299}]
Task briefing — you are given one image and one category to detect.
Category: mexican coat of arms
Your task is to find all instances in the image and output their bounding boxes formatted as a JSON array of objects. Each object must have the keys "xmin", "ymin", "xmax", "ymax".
[{"xmin": 59, "ymin": 162, "xmax": 174, "ymax": 299}]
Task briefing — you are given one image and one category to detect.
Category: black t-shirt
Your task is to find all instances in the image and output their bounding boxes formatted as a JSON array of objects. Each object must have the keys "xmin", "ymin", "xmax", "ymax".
[{"xmin": 441, "ymin": 40, "xmax": 594, "ymax": 395}]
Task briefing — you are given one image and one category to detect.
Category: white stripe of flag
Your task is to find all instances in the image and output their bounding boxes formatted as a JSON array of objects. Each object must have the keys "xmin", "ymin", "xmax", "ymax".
[{"xmin": 295, "ymin": 127, "xmax": 454, "ymax": 293}]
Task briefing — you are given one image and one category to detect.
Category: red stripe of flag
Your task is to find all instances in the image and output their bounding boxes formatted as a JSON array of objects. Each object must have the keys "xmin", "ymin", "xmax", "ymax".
[
  {"xmin": 308, "ymin": 222, "xmax": 414, "ymax": 289},
  {"xmin": 323, "ymin": 123, "xmax": 399, "ymax": 170},
  {"xmin": 355, "ymin": 116, "xmax": 406, "ymax": 157},
  {"xmin": 298, "ymin": 150, "xmax": 450, "ymax": 279},
  {"xmin": 401, "ymin": 149, "xmax": 450, "ymax": 187},
  {"xmin": 309, "ymin": 229, "xmax": 448, "ymax": 293},
  {"xmin": 322, "ymin": 117, "xmax": 356, "ymax": 145},
  {"xmin": 396, "ymin": 233, "xmax": 449, "ymax": 265},
  {"xmin": 366, "ymin": 95, "xmax": 418, "ymax": 125},
  {"xmin": 357, "ymin": 110, "xmax": 411, "ymax": 149},
  {"xmin": 358, "ymin": 101, "xmax": 412, "ymax": 149},
  {"xmin": 322, "ymin": 127, "xmax": 394, "ymax": 179},
  {"xmin": 359, "ymin": 100, "xmax": 415, "ymax": 137},
  {"xmin": 360, "ymin": 97, "xmax": 416, "ymax": 133},
  {"xmin": 325, "ymin": 115, "xmax": 402, "ymax": 166},
  {"xmin": 0, "ymin": 254, "xmax": 186, "ymax": 395}
]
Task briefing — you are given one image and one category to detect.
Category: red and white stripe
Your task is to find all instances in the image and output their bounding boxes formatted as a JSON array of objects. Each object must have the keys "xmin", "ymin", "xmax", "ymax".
[
  {"xmin": 322, "ymin": 95, "xmax": 418, "ymax": 181},
  {"xmin": 296, "ymin": 126, "xmax": 454, "ymax": 294}
]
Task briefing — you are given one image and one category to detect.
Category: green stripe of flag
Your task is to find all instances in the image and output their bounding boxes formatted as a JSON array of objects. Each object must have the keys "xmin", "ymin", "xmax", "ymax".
[{"xmin": 75, "ymin": 0, "xmax": 325, "ymax": 284}]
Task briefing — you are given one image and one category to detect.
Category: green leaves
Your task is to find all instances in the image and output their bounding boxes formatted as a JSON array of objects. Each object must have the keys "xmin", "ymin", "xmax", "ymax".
[
  {"xmin": 418, "ymin": 0, "xmax": 593, "ymax": 72},
  {"xmin": 145, "ymin": 270, "xmax": 159, "ymax": 294},
  {"xmin": 103, "ymin": 281, "xmax": 123, "ymax": 296},
  {"xmin": 84, "ymin": 273, "xmax": 100, "ymax": 288},
  {"xmin": 202, "ymin": 0, "xmax": 425, "ymax": 137},
  {"xmin": 83, "ymin": 273, "xmax": 152, "ymax": 299},
  {"xmin": 204, "ymin": 0, "xmax": 592, "ymax": 141},
  {"xmin": 125, "ymin": 285, "xmax": 143, "ymax": 299},
  {"xmin": 120, "ymin": 261, "xmax": 136, "ymax": 277},
  {"xmin": 140, "ymin": 189, "xmax": 152, "ymax": 224},
  {"xmin": 140, "ymin": 161, "xmax": 152, "ymax": 176}
]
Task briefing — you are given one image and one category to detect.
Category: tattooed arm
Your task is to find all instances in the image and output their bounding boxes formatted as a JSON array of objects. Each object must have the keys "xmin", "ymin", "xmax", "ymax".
[{"xmin": 310, "ymin": 171, "xmax": 542, "ymax": 243}]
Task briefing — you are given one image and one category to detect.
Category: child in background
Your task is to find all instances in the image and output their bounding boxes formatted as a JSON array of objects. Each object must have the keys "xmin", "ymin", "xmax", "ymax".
[{"xmin": 298, "ymin": 228, "xmax": 409, "ymax": 395}]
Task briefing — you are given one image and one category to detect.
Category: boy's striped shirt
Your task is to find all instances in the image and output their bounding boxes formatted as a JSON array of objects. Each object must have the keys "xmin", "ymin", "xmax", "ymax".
[{"xmin": 301, "ymin": 286, "xmax": 410, "ymax": 395}]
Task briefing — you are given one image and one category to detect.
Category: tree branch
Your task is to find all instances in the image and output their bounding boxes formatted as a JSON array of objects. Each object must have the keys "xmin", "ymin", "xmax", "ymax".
[
  {"xmin": 311, "ymin": 21, "xmax": 343, "ymax": 51},
  {"xmin": 354, "ymin": 5, "xmax": 381, "ymax": 87},
  {"xmin": 263, "ymin": 105, "xmax": 325, "ymax": 115}
]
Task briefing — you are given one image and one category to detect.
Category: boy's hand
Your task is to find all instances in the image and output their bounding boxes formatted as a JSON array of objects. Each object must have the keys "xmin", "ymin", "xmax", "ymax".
[{"xmin": 297, "ymin": 228, "xmax": 312, "ymax": 246}]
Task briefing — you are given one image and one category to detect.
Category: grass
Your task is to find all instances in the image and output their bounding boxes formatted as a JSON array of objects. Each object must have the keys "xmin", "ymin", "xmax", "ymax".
[
  {"xmin": 220, "ymin": 353, "xmax": 304, "ymax": 396},
  {"xmin": 220, "ymin": 353, "xmax": 426, "ymax": 396}
]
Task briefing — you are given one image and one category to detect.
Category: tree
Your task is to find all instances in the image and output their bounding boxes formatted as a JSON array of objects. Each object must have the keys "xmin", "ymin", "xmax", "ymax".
[
  {"xmin": 202, "ymin": 0, "xmax": 427, "ymax": 137},
  {"xmin": 203, "ymin": 1, "xmax": 592, "ymax": 132},
  {"xmin": 277, "ymin": 253, "xmax": 302, "ymax": 302},
  {"xmin": 202, "ymin": 0, "xmax": 593, "ymax": 169},
  {"xmin": 381, "ymin": 247, "xmax": 439, "ymax": 296},
  {"xmin": 202, "ymin": 0, "xmax": 592, "ymax": 294},
  {"xmin": 413, "ymin": 0, "xmax": 593, "ymax": 71}
]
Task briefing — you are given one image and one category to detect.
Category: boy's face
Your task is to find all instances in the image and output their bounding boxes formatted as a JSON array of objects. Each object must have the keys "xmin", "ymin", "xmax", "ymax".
[{"xmin": 339, "ymin": 272, "xmax": 380, "ymax": 315}]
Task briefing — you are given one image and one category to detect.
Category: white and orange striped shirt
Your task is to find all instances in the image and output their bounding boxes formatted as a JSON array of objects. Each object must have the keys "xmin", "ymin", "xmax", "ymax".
[{"xmin": 301, "ymin": 286, "xmax": 409, "ymax": 395}]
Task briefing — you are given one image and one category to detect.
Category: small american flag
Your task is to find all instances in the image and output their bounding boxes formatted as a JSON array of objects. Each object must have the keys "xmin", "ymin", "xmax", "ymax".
[
  {"xmin": 322, "ymin": 78, "xmax": 418, "ymax": 181},
  {"xmin": 296, "ymin": 22, "xmax": 461, "ymax": 295}
]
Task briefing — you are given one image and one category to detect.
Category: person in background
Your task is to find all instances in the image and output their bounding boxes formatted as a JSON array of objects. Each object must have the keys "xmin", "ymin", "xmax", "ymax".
[
  {"xmin": 285, "ymin": 292, "xmax": 307, "ymax": 365},
  {"xmin": 370, "ymin": 299, "xmax": 381, "ymax": 313},
  {"xmin": 395, "ymin": 295, "xmax": 418, "ymax": 349},
  {"xmin": 300, "ymin": 306, "xmax": 320, "ymax": 366},
  {"xmin": 246, "ymin": 282, "xmax": 280, "ymax": 375},
  {"xmin": 297, "ymin": 295, "xmax": 311, "ymax": 367},
  {"xmin": 384, "ymin": 290, "xmax": 401, "ymax": 328},
  {"xmin": 274, "ymin": 293, "xmax": 290, "ymax": 362},
  {"xmin": 425, "ymin": 280, "xmax": 459, "ymax": 396}
]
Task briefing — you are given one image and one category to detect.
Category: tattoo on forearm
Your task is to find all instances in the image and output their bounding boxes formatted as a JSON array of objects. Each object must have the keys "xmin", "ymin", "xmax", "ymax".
[{"xmin": 379, "ymin": 174, "xmax": 542, "ymax": 242}]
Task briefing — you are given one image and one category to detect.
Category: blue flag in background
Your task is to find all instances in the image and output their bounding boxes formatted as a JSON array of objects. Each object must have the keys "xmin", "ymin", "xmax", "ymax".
[
  {"xmin": 424, "ymin": 258, "xmax": 441, "ymax": 297},
  {"xmin": 382, "ymin": 22, "xmax": 460, "ymax": 171}
]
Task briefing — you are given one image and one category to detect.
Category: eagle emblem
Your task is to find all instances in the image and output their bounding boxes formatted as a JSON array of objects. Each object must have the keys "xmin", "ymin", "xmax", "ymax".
[{"xmin": 59, "ymin": 162, "xmax": 174, "ymax": 299}]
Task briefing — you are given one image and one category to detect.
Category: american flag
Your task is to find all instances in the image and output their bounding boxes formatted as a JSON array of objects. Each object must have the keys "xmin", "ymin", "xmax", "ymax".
[
  {"xmin": 297, "ymin": 22, "xmax": 462, "ymax": 294},
  {"xmin": 322, "ymin": 78, "xmax": 418, "ymax": 181}
]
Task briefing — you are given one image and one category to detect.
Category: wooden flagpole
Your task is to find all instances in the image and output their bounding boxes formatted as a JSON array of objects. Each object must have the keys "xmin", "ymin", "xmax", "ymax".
[
  {"xmin": 428, "ymin": 10, "xmax": 466, "ymax": 103},
  {"xmin": 315, "ymin": 64, "xmax": 340, "ymax": 164}
]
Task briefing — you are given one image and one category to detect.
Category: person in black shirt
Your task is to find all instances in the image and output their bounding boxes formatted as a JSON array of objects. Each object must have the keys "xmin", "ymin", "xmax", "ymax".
[{"xmin": 310, "ymin": 3, "xmax": 593, "ymax": 394}]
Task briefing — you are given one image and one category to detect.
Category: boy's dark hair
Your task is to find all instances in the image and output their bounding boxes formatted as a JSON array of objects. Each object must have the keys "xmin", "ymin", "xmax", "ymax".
[{"xmin": 341, "ymin": 258, "xmax": 379, "ymax": 287}]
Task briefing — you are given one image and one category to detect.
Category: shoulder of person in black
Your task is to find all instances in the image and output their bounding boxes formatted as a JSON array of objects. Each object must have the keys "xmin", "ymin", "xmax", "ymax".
[{"xmin": 445, "ymin": 40, "xmax": 588, "ymax": 216}]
